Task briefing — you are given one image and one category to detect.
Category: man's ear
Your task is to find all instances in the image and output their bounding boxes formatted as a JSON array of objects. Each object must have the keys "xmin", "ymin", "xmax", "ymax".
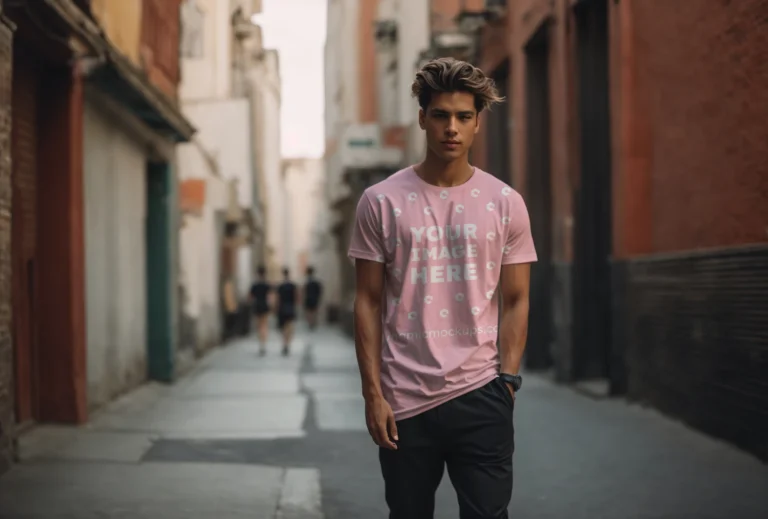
[
  {"xmin": 474, "ymin": 112, "xmax": 481, "ymax": 134},
  {"xmin": 418, "ymin": 109, "xmax": 425, "ymax": 129}
]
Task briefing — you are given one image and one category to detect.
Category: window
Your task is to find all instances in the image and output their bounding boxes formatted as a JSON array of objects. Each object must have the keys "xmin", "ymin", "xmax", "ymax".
[{"xmin": 180, "ymin": 0, "xmax": 205, "ymax": 59}]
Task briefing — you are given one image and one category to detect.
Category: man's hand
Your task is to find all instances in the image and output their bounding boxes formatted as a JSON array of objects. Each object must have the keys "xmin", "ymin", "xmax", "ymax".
[
  {"xmin": 365, "ymin": 396, "xmax": 398, "ymax": 450},
  {"xmin": 504, "ymin": 382, "xmax": 516, "ymax": 401}
]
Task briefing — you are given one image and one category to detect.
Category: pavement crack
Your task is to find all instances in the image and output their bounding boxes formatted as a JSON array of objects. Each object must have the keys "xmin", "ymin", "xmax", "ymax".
[{"xmin": 273, "ymin": 466, "xmax": 289, "ymax": 519}]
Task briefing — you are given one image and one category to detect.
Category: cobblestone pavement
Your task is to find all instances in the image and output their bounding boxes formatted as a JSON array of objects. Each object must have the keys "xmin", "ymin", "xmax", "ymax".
[{"xmin": 2, "ymin": 323, "xmax": 767, "ymax": 518}]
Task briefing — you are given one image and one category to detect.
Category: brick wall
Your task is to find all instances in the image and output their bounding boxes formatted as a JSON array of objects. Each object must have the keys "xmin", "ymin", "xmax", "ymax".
[
  {"xmin": 357, "ymin": 0, "xmax": 378, "ymax": 123},
  {"xmin": 510, "ymin": 0, "xmax": 575, "ymax": 264},
  {"xmin": 620, "ymin": 0, "xmax": 768, "ymax": 254},
  {"xmin": 430, "ymin": 0, "xmax": 485, "ymax": 33},
  {"xmin": 508, "ymin": 0, "xmax": 578, "ymax": 371},
  {"xmin": 10, "ymin": 49, "xmax": 40, "ymax": 428},
  {"xmin": 473, "ymin": 12, "xmax": 511, "ymax": 175},
  {"xmin": 609, "ymin": 0, "xmax": 768, "ymax": 460},
  {"xmin": 141, "ymin": 0, "xmax": 182, "ymax": 98},
  {"xmin": 0, "ymin": 5, "xmax": 15, "ymax": 474},
  {"xmin": 618, "ymin": 245, "xmax": 768, "ymax": 461}
]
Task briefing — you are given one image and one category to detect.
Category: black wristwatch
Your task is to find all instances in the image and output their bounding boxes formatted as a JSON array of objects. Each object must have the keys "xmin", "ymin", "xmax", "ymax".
[{"xmin": 499, "ymin": 373, "xmax": 522, "ymax": 392}]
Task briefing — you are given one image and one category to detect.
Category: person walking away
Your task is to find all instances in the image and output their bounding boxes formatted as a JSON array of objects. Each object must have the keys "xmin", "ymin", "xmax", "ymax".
[
  {"xmin": 303, "ymin": 266, "xmax": 323, "ymax": 330},
  {"xmin": 276, "ymin": 268, "xmax": 298, "ymax": 356},
  {"xmin": 348, "ymin": 57, "xmax": 537, "ymax": 519},
  {"xmin": 249, "ymin": 265, "xmax": 272, "ymax": 356},
  {"xmin": 222, "ymin": 277, "xmax": 240, "ymax": 340}
]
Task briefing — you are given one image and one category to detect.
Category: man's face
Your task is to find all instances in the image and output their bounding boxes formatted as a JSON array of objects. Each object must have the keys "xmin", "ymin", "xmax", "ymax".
[{"xmin": 419, "ymin": 91, "xmax": 479, "ymax": 162}]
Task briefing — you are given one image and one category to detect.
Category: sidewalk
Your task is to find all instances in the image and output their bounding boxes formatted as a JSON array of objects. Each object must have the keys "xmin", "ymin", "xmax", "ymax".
[
  {"xmin": 2, "ymin": 324, "xmax": 767, "ymax": 518},
  {"xmin": 0, "ymin": 329, "xmax": 323, "ymax": 519}
]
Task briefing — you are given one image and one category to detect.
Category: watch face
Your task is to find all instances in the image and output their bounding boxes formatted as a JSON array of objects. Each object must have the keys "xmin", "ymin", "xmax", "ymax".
[{"xmin": 501, "ymin": 374, "xmax": 522, "ymax": 391}]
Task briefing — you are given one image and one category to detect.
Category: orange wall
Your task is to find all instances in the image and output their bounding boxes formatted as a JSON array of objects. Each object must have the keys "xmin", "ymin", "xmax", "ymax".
[
  {"xmin": 358, "ymin": 0, "xmax": 378, "ymax": 123},
  {"xmin": 617, "ymin": 0, "xmax": 768, "ymax": 254},
  {"xmin": 430, "ymin": 0, "xmax": 486, "ymax": 32},
  {"xmin": 509, "ymin": 0, "xmax": 576, "ymax": 262}
]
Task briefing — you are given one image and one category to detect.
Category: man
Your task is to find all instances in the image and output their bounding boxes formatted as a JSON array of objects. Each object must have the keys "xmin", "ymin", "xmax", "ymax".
[
  {"xmin": 348, "ymin": 58, "xmax": 537, "ymax": 519},
  {"xmin": 249, "ymin": 266, "xmax": 272, "ymax": 356},
  {"xmin": 303, "ymin": 266, "xmax": 323, "ymax": 330},
  {"xmin": 276, "ymin": 267, "xmax": 298, "ymax": 356}
]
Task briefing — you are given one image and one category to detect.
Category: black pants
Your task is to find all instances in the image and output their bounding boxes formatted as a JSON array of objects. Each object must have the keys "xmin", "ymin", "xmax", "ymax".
[
  {"xmin": 277, "ymin": 308, "xmax": 296, "ymax": 329},
  {"xmin": 379, "ymin": 377, "xmax": 515, "ymax": 519}
]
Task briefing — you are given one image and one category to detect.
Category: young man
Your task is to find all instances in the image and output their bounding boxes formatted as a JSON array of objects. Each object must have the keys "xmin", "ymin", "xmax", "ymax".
[
  {"xmin": 303, "ymin": 266, "xmax": 323, "ymax": 330},
  {"xmin": 249, "ymin": 266, "xmax": 272, "ymax": 356},
  {"xmin": 276, "ymin": 267, "xmax": 298, "ymax": 356},
  {"xmin": 348, "ymin": 58, "xmax": 537, "ymax": 519}
]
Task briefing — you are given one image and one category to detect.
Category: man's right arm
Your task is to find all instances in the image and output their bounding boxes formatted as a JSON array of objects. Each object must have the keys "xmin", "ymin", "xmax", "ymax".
[
  {"xmin": 354, "ymin": 258, "xmax": 398, "ymax": 450},
  {"xmin": 354, "ymin": 259, "xmax": 384, "ymax": 401}
]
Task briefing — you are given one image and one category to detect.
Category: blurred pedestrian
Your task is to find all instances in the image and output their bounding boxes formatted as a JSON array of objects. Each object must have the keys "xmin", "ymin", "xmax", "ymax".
[
  {"xmin": 303, "ymin": 266, "xmax": 323, "ymax": 330},
  {"xmin": 249, "ymin": 265, "xmax": 272, "ymax": 356},
  {"xmin": 276, "ymin": 267, "xmax": 298, "ymax": 356},
  {"xmin": 348, "ymin": 58, "xmax": 537, "ymax": 518}
]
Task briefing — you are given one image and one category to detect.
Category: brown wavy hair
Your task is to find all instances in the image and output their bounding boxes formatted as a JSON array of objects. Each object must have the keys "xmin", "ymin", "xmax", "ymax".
[{"xmin": 411, "ymin": 57, "xmax": 504, "ymax": 113}]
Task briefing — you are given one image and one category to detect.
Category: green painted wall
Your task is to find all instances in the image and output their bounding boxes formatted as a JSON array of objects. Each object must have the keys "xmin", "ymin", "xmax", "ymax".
[{"xmin": 146, "ymin": 162, "xmax": 175, "ymax": 382}]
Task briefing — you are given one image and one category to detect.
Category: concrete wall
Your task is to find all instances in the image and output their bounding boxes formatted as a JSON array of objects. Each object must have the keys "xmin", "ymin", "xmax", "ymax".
[
  {"xmin": 182, "ymin": 97, "xmax": 253, "ymax": 277},
  {"xmin": 177, "ymin": 169, "xmax": 228, "ymax": 351},
  {"xmin": 177, "ymin": 98, "xmax": 253, "ymax": 350},
  {"xmin": 83, "ymin": 99, "xmax": 148, "ymax": 411}
]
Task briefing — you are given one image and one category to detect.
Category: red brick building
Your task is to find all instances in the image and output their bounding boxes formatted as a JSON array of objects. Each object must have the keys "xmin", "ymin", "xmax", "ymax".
[
  {"xmin": 8, "ymin": 0, "xmax": 92, "ymax": 439},
  {"xmin": 0, "ymin": 0, "xmax": 192, "ymax": 475},
  {"xmin": 469, "ymin": 0, "xmax": 768, "ymax": 460},
  {"xmin": 0, "ymin": 0, "xmax": 14, "ymax": 474},
  {"xmin": 607, "ymin": 0, "xmax": 768, "ymax": 461}
]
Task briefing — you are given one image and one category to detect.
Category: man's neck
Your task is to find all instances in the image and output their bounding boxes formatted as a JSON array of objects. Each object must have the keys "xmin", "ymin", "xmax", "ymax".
[{"xmin": 416, "ymin": 153, "xmax": 474, "ymax": 187}]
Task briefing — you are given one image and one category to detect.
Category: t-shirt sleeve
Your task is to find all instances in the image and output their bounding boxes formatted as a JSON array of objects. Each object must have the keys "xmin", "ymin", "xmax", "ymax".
[
  {"xmin": 348, "ymin": 191, "xmax": 386, "ymax": 264},
  {"xmin": 503, "ymin": 193, "xmax": 538, "ymax": 265}
]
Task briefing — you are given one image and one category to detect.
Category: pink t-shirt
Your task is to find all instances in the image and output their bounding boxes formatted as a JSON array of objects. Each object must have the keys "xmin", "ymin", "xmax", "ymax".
[{"xmin": 348, "ymin": 166, "xmax": 537, "ymax": 421}]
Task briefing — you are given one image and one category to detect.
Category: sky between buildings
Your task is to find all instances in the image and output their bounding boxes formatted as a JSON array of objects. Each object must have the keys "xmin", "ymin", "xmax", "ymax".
[{"xmin": 253, "ymin": 0, "xmax": 328, "ymax": 159}]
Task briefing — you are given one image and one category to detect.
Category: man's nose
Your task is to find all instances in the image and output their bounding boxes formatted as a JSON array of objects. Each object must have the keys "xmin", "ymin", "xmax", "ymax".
[{"xmin": 445, "ymin": 117, "xmax": 458, "ymax": 134}]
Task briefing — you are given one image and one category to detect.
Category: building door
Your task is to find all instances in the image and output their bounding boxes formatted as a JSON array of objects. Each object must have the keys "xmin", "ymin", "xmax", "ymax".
[
  {"xmin": 11, "ymin": 54, "xmax": 40, "ymax": 426},
  {"xmin": 573, "ymin": 0, "xmax": 613, "ymax": 382},
  {"xmin": 524, "ymin": 25, "xmax": 554, "ymax": 370},
  {"xmin": 146, "ymin": 162, "xmax": 175, "ymax": 382}
]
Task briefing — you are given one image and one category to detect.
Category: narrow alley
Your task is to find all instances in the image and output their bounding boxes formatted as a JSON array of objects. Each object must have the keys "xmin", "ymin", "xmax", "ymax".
[{"xmin": 1, "ymin": 324, "xmax": 766, "ymax": 518}]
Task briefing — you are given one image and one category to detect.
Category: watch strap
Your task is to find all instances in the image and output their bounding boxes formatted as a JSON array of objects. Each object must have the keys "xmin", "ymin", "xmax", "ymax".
[{"xmin": 499, "ymin": 373, "xmax": 522, "ymax": 391}]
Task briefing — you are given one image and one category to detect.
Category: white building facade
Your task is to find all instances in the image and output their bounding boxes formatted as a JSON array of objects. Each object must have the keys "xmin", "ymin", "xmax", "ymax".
[
  {"xmin": 177, "ymin": 0, "xmax": 269, "ymax": 352},
  {"xmin": 320, "ymin": 0, "xmax": 430, "ymax": 329},
  {"xmin": 246, "ymin": 48, "xmax": 284, "ymax": 279},
  {"xmin": 282, "ymin": 158, "xmax": 324, "ymax": 279}
]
